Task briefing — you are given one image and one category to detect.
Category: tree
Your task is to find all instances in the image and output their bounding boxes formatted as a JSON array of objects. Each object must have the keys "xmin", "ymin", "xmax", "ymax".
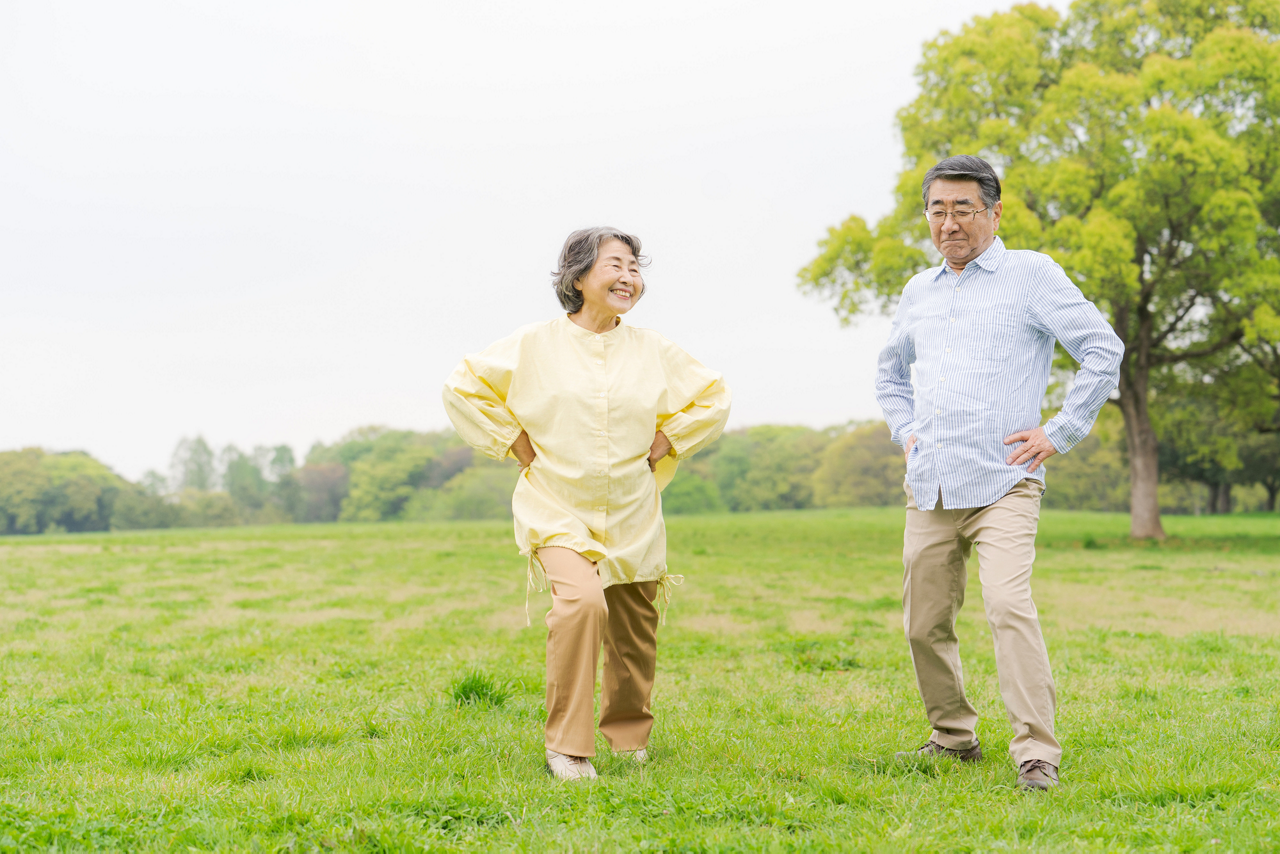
[
  {"xmin": 811, "ymin": 422, "xmax": 906, "ymax": 508},
  {"xmin": 41, "ymin": 451, "xmax": 124, "ymax": 532},
  {"xmin": 1156, "ymin": 390, "xmax": 1244, "ymax": 513},
  {"xmin": 171, "ymin": 436, "xmax": 216, "ymax": 492},
  {"xmin": 711, "ymin": 426, "xmax": 831, "ymax": 512},
  {"xmin": 296, "ymin": 464, "xmax": 349, "ymax": 523},
  {"xmin": 662, "ymin": 468, "xmax": 727, "ymax": 515},
  {"xmin": 1040, "ymin": 404, "xmax": 1131, "ymax": 512},
  {"xmin": 1238, "ymin": 432, "xmax": 1280, "ymax": 512},
  {"xmin": 221, "ymin": 446, "xmax": 269, "ymax": 512},
  {"xmin": 433, "ymin": 463, "xmax": 519, "ymax": 520},
  {"xmin": 0, "ymin": 449, "xmax": 50, "ymax": 534},
  {"xmin": 112, "ymin": 487, "xmax": 183, "ymax": 530},
  {"xmin": 338, "ymin": 432, "xmax": 439, "ymax": 522},
  {"xmin": 798, "ymin": 2, "xmax": 1280, "ymax": 538},
  {"xmin": 0, "ymin": 449, "xmax": 131, "ymax": 534}
]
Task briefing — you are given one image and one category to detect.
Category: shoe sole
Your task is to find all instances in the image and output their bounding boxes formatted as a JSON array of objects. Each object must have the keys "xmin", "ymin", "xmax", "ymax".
[
  {"xmin": 545, "ymin": 762, "xmax": 596, "ymax": 782},
  {"xmin": 894, "ymin": 748, "xmax": 983, "ymax": 762},
  {"xmin": 1019, "ymin": 779, "xmax": 1057, "ymax": 790}
]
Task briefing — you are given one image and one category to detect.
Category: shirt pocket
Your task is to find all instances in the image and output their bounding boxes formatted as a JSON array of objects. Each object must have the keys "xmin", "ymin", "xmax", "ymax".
[{"xmin": 969, "ymin": 307, "xmax": 1022, "ymax": 362}]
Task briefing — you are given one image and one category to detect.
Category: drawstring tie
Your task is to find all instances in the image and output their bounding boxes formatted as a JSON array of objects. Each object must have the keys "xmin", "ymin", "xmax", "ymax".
[
  {"xmin": 524, "ymin": 550, "xmax": 547, "ymax": 627},
  {"xmin": 654, "ymin": 573, "xmax": 684, "ymax": 625}
]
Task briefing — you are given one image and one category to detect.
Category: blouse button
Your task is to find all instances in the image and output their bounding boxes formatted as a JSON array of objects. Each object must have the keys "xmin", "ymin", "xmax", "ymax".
[{"xmin": 595, "ymin": 360, "xmax": 603, "ymax": 365}]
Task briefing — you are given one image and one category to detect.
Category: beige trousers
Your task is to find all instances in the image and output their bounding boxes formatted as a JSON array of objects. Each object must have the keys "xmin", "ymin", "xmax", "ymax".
[
  {"xmin": 540, "ymin": 547, "xmax": 659, "ymax": 758},
  {"xmin": 902, "ymin": 479, "xmax": 1061, "ymax": 766}
]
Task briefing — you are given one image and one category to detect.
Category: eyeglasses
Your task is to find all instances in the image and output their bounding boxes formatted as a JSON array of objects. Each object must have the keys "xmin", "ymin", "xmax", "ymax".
[{"xmin": 923, "ymin": 207, "xmax": 989, "ymax": 223}]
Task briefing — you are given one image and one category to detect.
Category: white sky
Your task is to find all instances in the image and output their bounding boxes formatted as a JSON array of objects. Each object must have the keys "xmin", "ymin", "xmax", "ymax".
[{"xmin": 0, "ymin": 0, "xmax": 1067, "ymax": 480}]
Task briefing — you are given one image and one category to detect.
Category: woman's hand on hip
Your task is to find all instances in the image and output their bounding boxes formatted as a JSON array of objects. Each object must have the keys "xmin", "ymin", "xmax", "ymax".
[
  {"xmin": 648, "ymin": 431, "xmax": 673, "ymax": 472},
  {"xmin": 511, "ymin": 430, "xmax": 536, "ymax": 469}
]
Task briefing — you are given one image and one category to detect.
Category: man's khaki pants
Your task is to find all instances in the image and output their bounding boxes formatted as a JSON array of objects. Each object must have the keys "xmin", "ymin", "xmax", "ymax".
[
  {"xmin": 540, "ymin": 548, "xmax": 659, "ymax": 758},
  {"xmin": 903, "ymin": 479, "xmax": 1061, "ymax": 766}
]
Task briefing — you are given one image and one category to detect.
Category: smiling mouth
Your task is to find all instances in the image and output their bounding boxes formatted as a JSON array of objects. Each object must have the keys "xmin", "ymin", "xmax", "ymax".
[{"xmin": 610, "ymin": 289, "xmax": 632, "ymax": 299}]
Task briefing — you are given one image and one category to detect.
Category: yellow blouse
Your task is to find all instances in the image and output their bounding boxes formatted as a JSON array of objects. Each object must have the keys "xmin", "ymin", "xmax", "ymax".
[{"xmin": 443, "ymin": 314, "xmax": 731, "ymax": 599}]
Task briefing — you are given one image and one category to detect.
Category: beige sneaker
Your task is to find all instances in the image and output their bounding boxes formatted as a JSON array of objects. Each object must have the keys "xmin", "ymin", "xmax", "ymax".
[
  {"xmin": 545, "ymin": 750, "xmax": 598, "ymax": 781},
  {"xmin": 621, "ymin": 748, "xmax": 649, "ymax": 764}
]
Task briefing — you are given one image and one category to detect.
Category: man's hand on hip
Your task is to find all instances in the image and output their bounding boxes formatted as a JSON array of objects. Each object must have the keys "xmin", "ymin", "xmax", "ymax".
[
  {"xmin": 904, "ymin": 434, "xmax": 917, "ymax": 464},
  {"xmin": 1004, "ymin": 426, "xmax": 1057, "ymax": 473}
]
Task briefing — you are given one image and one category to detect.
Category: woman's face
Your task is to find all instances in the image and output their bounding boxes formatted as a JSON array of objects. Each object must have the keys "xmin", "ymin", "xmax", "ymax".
[{"xmin": 574, "ymin": 238, "xmax": 643, "ymax": 316}]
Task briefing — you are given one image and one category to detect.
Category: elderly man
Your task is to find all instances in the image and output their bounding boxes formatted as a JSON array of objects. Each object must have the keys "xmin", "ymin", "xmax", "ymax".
[{"xmin": 875, "ymin": 154, "xmax": 1123, "ymax": 790}]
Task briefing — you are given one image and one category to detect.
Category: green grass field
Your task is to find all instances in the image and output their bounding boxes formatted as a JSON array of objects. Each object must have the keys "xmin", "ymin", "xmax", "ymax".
[{"xmin": 0, "ymin": 509, "xmax": 1277, "ymax": 852}]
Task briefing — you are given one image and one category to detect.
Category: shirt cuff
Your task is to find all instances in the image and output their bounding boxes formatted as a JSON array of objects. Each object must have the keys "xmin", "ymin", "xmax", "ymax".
[
  {"xmin": 1043, "ymin": 418, "xmax": 1080, "ymax": 454},
  {"xmin": 499, "ymin": 425, "xmax": 525, "ymax": 460},
  {"xmin": 891, "ymin": 422, "xmax": 917, "ymax": 448},
  {"xmin": 661, "ymin": 428, "xmax": 689, "ymax": 460}
]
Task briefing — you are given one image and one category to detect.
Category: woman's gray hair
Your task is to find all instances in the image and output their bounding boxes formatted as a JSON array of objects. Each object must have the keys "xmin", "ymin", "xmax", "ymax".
[
  {"xmin": 921, "ymin": 154, "xmax": 1002, "ymax": 210},
  {"xmin": 551, "ymin": 227, "xmax": 648, "ymax": 313}
]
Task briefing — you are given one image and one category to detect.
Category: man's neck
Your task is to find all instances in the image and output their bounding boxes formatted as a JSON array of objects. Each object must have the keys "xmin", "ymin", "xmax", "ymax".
[{"xmin": 944, "ymin": 236, "xmax": 996, "ymax": 276}]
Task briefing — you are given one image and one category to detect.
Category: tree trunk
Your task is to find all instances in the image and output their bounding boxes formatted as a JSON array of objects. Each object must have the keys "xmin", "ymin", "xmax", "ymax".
[
  {"xmin": 1116, "ymin": 366, "xmax": 1166, "ymax": 538},
  {"xmin": 1266, "ymin": 482, "xmax": 1278, "ymax": 513},
  {"xmin": 1206, "ymin": 482, "xmax": 1221, "ymax": 515},
  {"xmin": 1217, "ymin": 482, "xmax": 1233, "ymax": 514}
]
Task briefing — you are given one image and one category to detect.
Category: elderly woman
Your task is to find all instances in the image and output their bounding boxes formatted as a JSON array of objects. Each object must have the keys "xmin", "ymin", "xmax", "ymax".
[{"xmin": 443, "ymin": 227, "xmax": 730, "ymax": 781}]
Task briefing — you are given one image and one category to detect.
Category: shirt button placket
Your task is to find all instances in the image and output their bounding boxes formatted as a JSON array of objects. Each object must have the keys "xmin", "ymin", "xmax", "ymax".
[{"xmin": 596, "ymin": 336, "xmax": 608, "ymax": 529}]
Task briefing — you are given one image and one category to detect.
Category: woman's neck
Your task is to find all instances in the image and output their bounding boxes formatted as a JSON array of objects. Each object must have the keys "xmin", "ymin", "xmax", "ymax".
[{"xmin": 569, "ymin": 306, "xmax": 620, "ymax": 334}]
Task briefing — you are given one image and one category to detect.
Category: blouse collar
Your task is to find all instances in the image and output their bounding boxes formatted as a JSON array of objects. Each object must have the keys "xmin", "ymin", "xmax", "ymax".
[{"xmin": 560, "ymin": 313, "xmax": 624, "ymax": 339}]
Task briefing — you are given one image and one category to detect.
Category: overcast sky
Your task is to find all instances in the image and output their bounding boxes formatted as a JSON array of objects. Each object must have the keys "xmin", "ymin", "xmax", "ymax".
[{"xmin": 1, "ymin": 0, "xmax": 1068, "ymax": 480}]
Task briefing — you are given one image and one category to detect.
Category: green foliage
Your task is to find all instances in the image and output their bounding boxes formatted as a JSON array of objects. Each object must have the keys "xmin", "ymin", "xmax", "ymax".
[
  {"xmin": 174, "ymin": 489, "xmax": 240, "ymax": 527},
  {"xmin": 711, "ymin": 426, "xmax": 832, "ymax": 512},
  {"xmin": 433, "ymin": 464, "xmax": 519, "ymax": 521},
  {"xmin": 296, "ymin": 463, "xmax": 349, "ymax": 523},
  {"xmin": 9, "ymin": 401, "xmax": 1274, "ymax": 539},
  {"xmin": 334, "ymin": 429, "xmax": 460, "ymax": 522},
  {"xmin": 221, "ymin": 446, "xmax": 270, "ymax": 512},
  {"xmin": 812, "ymin": 421, "xmax": 905, "ymax": 508},
  {"xmin": 171, "ymin": 436, "xmax": 215, "ymax": 491},
  {"xmin": 110, "ymin": 487, "xmax": 183, "ymax": 531},
  {"xmin": 0, "ymin": 449, "xmax": 52, "ymax": 534},
  {"xmin": 662, "ymin": 468, "xmax": 727, "ymax": 515},
  {"xmin": 0, "ymin": 448, "xmax": 128, "ymax": 535},
  {"xmin": 1042, "ymin": 405, "xmax": 1131, "ymax": 512}
]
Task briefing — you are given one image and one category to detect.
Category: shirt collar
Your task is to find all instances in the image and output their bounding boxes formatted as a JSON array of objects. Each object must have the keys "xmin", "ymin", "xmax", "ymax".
[
  {"xmin": 930, "ymin": 235, "xmax": 1006, "ymax": 280},
  {"xmin": 559, "ymin": 313, "xmax": 624, "ymax": 339}
]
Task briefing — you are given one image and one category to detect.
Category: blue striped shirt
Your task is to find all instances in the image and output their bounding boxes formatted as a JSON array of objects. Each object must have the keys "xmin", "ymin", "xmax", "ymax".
[{"xmin": 875, "ymin": 237, "xmax": 1124, "ymax": 510}]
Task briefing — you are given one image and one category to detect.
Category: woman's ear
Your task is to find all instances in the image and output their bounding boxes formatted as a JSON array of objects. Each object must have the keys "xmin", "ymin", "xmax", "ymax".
[{"xmin": 573, "ymin": 278, "xmax": 583, "ymax": 292}]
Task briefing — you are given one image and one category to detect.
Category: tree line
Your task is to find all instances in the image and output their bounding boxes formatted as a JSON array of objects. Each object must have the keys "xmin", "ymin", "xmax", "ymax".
[{"xmin": 3, "ymin": 406, "xmax": 1277, "ymax": 535}]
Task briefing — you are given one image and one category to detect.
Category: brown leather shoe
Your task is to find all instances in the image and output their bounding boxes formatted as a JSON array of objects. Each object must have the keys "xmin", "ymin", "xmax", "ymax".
[
  {"xmin": 895, "ymin": 739, "xmax": 982, "ymax": 762},
  {"xmin": 1017, "ymin": 759, "xmax": 1059, "ymax": 790}
]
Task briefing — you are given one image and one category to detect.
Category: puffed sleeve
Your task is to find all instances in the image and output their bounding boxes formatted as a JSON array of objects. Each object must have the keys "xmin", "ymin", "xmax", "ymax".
[
  {"xmin": 442, "ymin": 333, "xmax": 525, "ymax": 461},
  {"xmin": 652, "ymin": 338, "xmax": 732, "ymax": 490}
]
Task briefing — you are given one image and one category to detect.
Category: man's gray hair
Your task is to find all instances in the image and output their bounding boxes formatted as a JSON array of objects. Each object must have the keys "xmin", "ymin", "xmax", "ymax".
[
  {"xmin": 551, "ymin": 227, "xmax": 648, "ymax": 313},
  {"xmin": 921, "ymin": 155, "xmax": 1002, "ymax": 210}
]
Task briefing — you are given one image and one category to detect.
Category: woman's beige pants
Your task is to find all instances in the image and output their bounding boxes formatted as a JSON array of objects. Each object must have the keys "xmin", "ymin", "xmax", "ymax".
[{"xmin": 539, "ymin": 547, "xmax": 659, "ymax": 758}]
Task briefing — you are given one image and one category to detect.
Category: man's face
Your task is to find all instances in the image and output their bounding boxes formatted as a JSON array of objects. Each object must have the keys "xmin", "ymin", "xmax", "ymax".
[{"xmin": 926, "ymin": 178, "xmax": 1002, "ymax": 268}]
